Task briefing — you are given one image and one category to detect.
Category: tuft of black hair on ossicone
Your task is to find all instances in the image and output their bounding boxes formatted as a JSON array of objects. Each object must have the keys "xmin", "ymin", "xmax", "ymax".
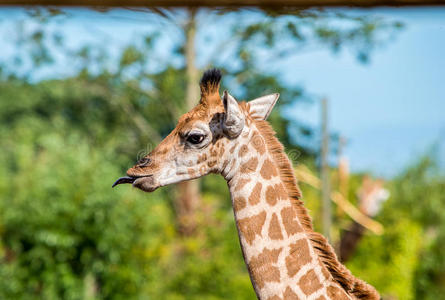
[{"xmin": 199, "ymin": 68, "xmax": 222, "ymax": 95}]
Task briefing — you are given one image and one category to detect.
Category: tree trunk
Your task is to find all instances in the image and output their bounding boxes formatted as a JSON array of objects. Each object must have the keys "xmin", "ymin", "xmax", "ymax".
[
  {"xmin": 175, "ymin": 8, "xmax": 201, "ymax": 236},
  {"xmin": 83, "ymin": 272, "xmax": 98, "ymax": 300}
]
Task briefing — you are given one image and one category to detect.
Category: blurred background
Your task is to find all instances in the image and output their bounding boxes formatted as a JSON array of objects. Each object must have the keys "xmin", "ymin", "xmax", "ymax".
[{"xmin": 0, "ymin": 6, "xmax": 444, "ymax": 300}]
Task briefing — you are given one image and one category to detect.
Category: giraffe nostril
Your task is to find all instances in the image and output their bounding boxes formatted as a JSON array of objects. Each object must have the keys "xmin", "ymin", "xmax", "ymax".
[{"xmin": 137, "ymin": 157, "xmax": 152, "ymax": 167}]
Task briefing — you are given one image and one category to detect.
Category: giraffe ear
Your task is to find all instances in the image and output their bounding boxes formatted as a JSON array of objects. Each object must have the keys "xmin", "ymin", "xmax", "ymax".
[
  {"xmin": 222, "ymin": 90, "xmax": 245, "ymax": 138},
  {"xmin": 248, "ymin": 93, "xmax": 280, "ymax": 120}
]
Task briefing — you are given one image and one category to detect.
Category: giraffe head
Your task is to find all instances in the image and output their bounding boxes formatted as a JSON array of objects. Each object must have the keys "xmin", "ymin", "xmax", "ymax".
[{"xmin": 112, "ymin": 69, "xmax": 279, "ymax": 192}]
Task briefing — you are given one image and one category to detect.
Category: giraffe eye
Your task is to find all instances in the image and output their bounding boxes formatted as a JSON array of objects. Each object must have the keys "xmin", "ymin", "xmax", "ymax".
[{"xmin": 187, "ymin": 133, "xmax": 205, "ymax": 145}]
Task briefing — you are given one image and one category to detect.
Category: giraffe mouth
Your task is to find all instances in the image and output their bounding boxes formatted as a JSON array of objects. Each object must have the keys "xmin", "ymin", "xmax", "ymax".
[{"xmin": 112, "ymin": 175, "xmax": 152, "ymax": 188}]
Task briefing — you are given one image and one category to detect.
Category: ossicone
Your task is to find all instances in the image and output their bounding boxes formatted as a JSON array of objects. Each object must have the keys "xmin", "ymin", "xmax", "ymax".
[{"xmin": 199, "ymin": 68, "xmax": 222, "ymax": 97}]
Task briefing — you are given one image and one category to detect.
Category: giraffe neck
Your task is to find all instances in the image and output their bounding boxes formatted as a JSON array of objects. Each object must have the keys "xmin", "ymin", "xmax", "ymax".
[{"xmin": 223, "ymin": 123, "xmax": 353, "ymax": 300}]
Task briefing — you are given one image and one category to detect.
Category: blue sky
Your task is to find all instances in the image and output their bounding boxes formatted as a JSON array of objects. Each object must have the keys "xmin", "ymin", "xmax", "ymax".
[
  {"xmin": 0, "ymin": 7, "xmax": 444, "ymax": 177},
  {"xmin": 285, "ymin": 8, "xmax": 445, "ymax": 176}
]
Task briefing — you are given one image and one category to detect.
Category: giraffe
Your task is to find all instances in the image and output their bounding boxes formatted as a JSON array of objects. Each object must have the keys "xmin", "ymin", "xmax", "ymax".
[{"xmin": 113, "ymin": 69, "xmax": 379, "ymax": 300}]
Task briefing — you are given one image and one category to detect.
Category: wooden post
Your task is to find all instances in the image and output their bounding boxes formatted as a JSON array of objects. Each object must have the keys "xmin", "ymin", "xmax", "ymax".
[
  {"xmin": 337, "ymin": 135, "xmax": 348, "ymax": 217},
  {"xmin": 1, "ymin": 0, "xmax": 443, "ymax": 7},
  {"xmin": 321, "ymin": 98, "xmax": 331, "ymax": 241},
  {"xmin": 175, "ymin": 8, "xmax": 201, "ymax": 236}
]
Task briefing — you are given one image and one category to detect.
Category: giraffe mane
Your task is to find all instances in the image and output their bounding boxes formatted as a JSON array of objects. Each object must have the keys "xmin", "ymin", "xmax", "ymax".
[{"xmin": 249, "ymin": 111, "xmax": 379, "ymax": 299}]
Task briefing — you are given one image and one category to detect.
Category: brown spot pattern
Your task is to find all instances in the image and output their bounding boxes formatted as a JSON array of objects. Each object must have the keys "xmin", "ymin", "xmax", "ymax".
[
  {"xmin": 280, "ymin": 206, "xmax": 303, "ymax": 236},
  {"xmin": 267, "ymin": 296, "xmax": 282, "ymax": 300},
  {"xmin": 248, "ymin": 183, "xmax": 262, "ymax": 205},
  {"xmin": 268, "ymin": 213, "xmax": 283, "ymax": 240},
  {"xmin": 237, "ymin": 211, "xmax": 267, "ymax": 245},
  {"xmin": 321, "ymin": 264, "xmax": 332, "ymax": 281},
  {"xmin": 252, "ymin": 132, "xmax": 266, "ymax": 155},
  {"xmin": 285, "ymin": 239, "xmax": 312, "ymax": 277},
  {"xmin": 207, "ymin": 160, "xmax": 217, "ymax": 168},
  {"xmin": 210, "ymin": 148, "xmax": 218, "ymax": 157},
  {"xmin": 239, "ymin": 144, "xmax": 249, "ymax": 157},
  {"xmin": 187, "ymin": 168, "xmax": 196, "ymax": 176},
  {"xmin": 235, "ymin": 178, "xmax": 250, "ymax": 191},
  {"xmin": 158, "ymin": 147, "xmax": 168, "ymax": 155},
  {"xmin": 221, "ymin": 159, "xmax": 229, "ymax": 171},
  {"xmin": 248, "ymin": 247, "xmax": 282, "ymax": 289},
  {"xmin": 240, "ymin": 157, "xmax": 259, "ymax": 174},
  {"xmin": 266, "ymin": 185, "xmax": 278, "ymax": 206},
  {"xmin": 315, "ymin": 296, "xmax": 327, "ymax": 300},
  {"xmin": 327, "ymin": 285, "xmax": 349, "ymax": 299},
  {"xmin": 298, "ymin": 269, "xmax": 323, "ymax": 296},
  {"xmin": 276, "ymin": 183, "xmax": 288, "ymax": 200},
  {"xmin": 229, "ymin": 144, "xmax": 236, "ymax": 154},
  {"xmin": 260, "ymin": 159, "xmax": 278, "ymax": 180},
  {"xmin": 197, "ymin": 153, "xmax": 207, "ymax": 163},
  {"xmin": 283, "ymin": 287, "xmax": 299, "ymax": 300},
  {"xmin": 233, "ymin": 197, "xmax": 247, "ymax": 211}
]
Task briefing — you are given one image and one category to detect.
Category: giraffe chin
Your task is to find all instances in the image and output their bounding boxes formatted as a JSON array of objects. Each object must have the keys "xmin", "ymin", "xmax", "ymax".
[{"xmin": 132, "ymin": 176, "xmax": 158, "ymax": 192}]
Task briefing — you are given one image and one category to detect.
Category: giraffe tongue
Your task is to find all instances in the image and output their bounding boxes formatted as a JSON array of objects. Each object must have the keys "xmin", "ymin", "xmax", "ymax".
[{"xmin": 112, "ymin": 176, "xmax": 136, "ymax": 188}]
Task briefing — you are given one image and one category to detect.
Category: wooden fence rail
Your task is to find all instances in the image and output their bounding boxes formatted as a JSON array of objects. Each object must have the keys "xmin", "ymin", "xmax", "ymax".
[
  {"xmin": 0, "ymin": 0, "xmax": 444, "ymax": 7},
  {"xmin": 295, "ymin": 164, "xmax": 384, "ymax": 235}
]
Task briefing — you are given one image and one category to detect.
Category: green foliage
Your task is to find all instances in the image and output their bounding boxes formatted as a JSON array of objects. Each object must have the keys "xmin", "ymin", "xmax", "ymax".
[
  {"xmin": 120, "ymin": 46, "xmax": 145, "ymax": 69},
  {"xmin": 229, "ymin": 9, "xmax": 403, "ymax": 64},
  {"xmin": 0, "ymin": 129, "xmax": 162, "ymax": 299},
  {"xmin": 347, "ymin": 219, "xmax": 422, "ymax": 300},
  {"xmin": 391, "ymin": 157, "xmax": 445, "ymax": 300},
  {"xmin": 0, "ymin": 70, "xmax": 257, "ymax": 300},
  {"xmin": 3, "ymin": 8, "xmax": 439, "ymax": 300},
  {"xmin": 346, "ymin": 157, "xmax": 445, "ymax": 300}
]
